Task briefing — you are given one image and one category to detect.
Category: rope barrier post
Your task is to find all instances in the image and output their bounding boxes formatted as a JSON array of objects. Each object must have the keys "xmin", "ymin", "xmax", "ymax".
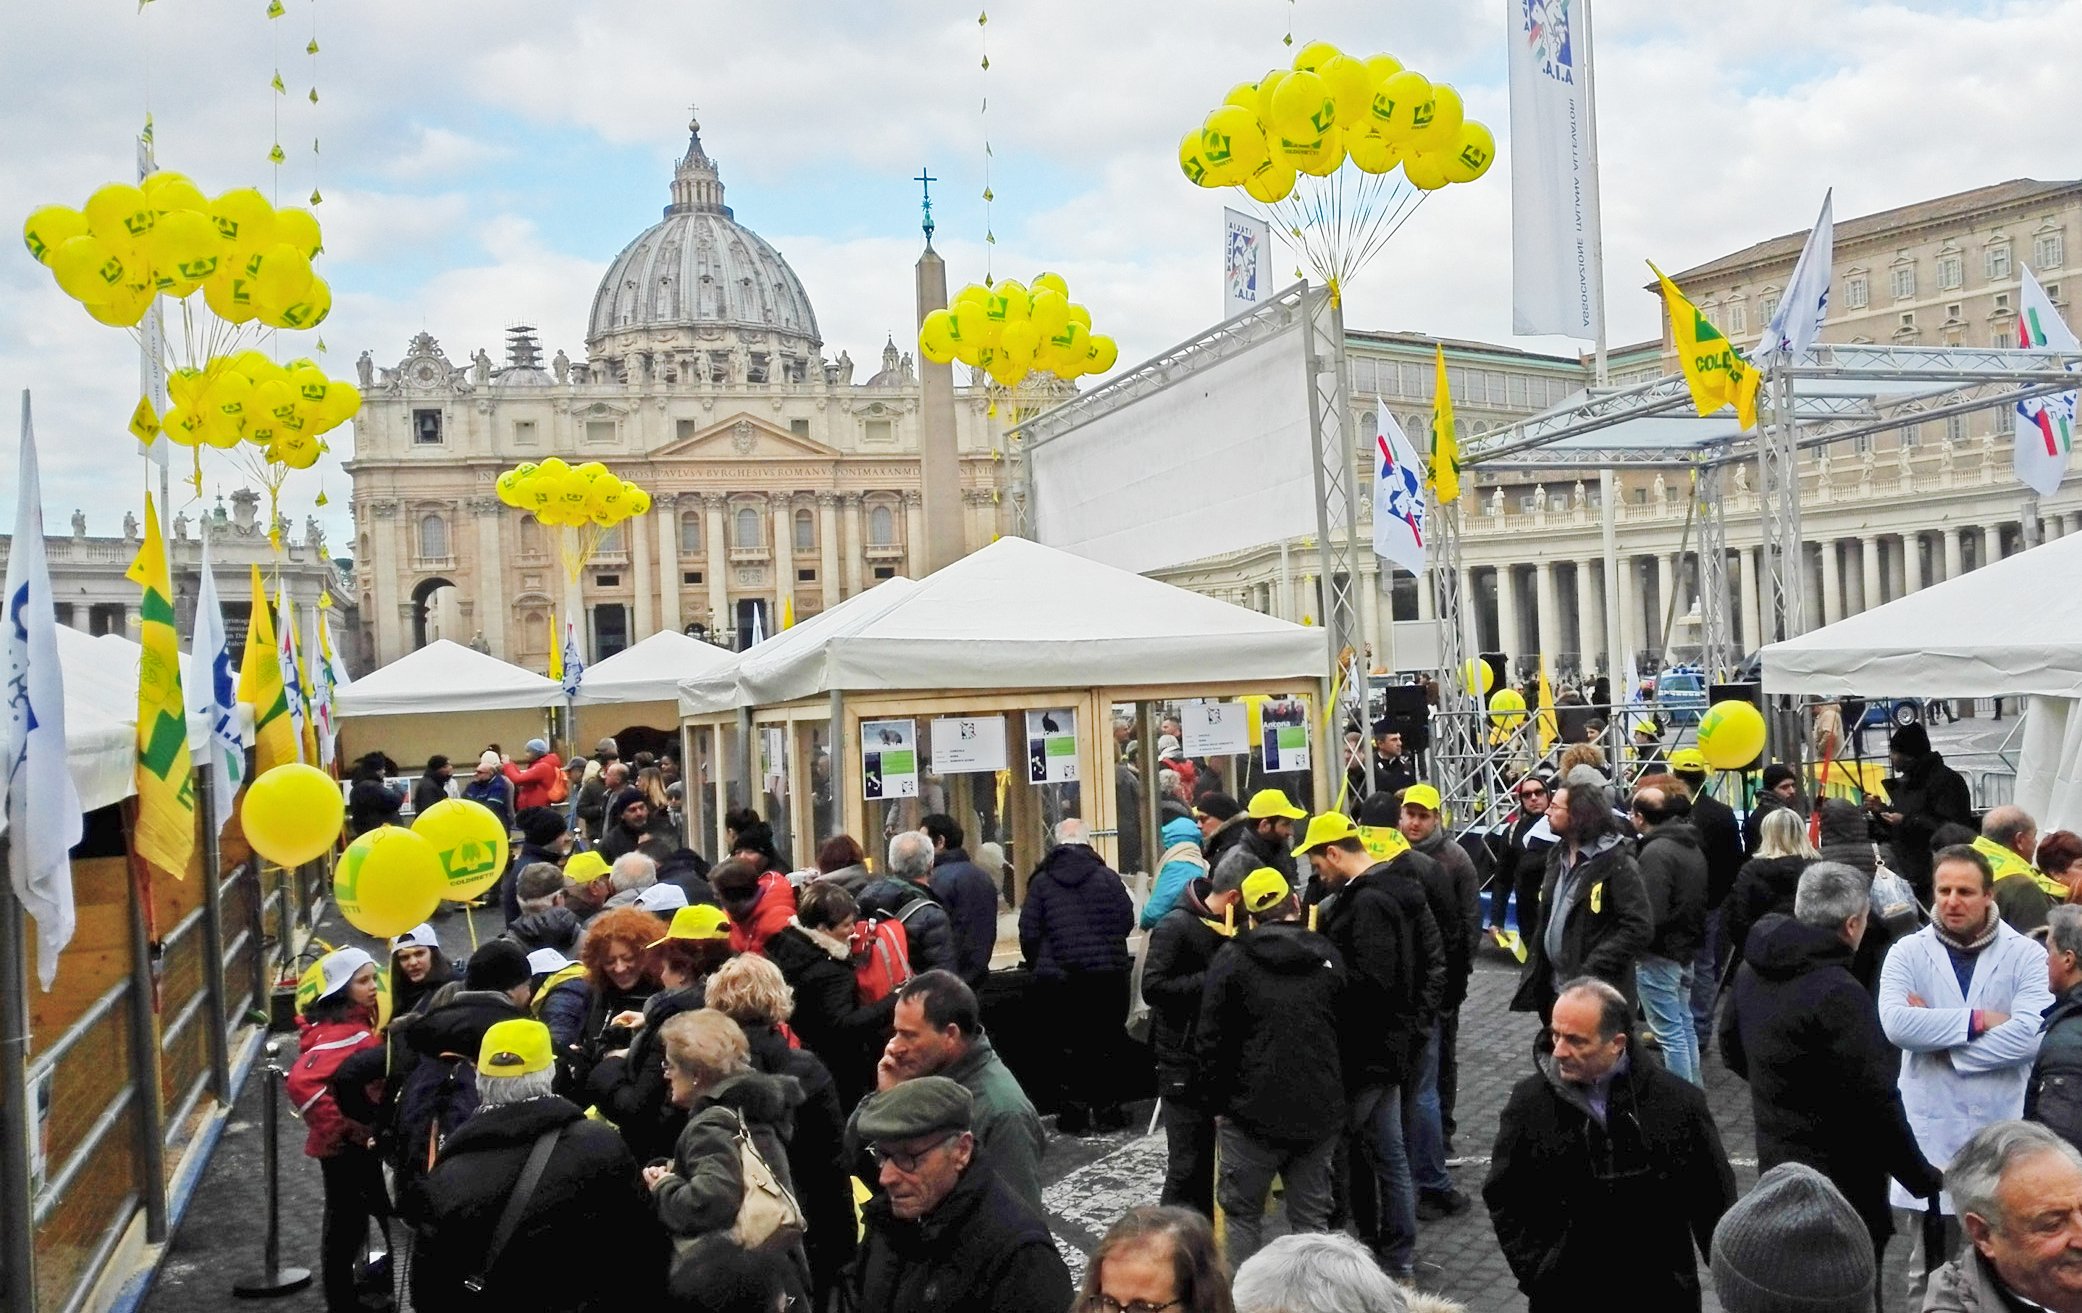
[{"xmin": 232, "ymin": 1041, "xmax": 311, "ymax": 1297}]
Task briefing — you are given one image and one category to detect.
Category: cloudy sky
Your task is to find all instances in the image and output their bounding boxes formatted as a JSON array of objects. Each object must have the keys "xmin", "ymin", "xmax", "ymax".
[{"xmin": 3, "ymin": 0, "xmax": 2077, "ymax": 546}]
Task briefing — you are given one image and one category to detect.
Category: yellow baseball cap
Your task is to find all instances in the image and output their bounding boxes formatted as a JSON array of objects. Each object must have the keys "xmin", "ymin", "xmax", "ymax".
[
  {"xmin": 1633, "ymin": 717, "xmax": 1661, "ymax": 735},
  {"xmin": 1240, "ymin": 868, "xmax": 1292, "ymax": 915},
  {"xmin": 1293, "ymin": 811, "xmax": 1362, "ymax": 854},
  {"xmin": 647, "ymin": 902, "xmax": 732, "ymax": 948},
  {"xmin": 563, "ymin": 850, "xmax": 611, "ymax": 882},
  {"xmin": 1244, "ymin": 788, "xmax": 1307, "ymax": 821},
  {"xmin": 478, "ymin": 1018, "xmax": 553, "ymax": 1077},
  {"xmin": 1669, "ymin": 748, "xmax": 1708, "ymax": 773},
  {"xmin": 1401, "ymin": 783, "xmax": 1443, "ymax": 813}
]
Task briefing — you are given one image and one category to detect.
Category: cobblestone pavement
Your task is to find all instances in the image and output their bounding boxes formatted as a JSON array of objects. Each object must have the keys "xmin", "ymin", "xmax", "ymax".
[{"xmin": 146, "ymin": 909, "xmax": 1922, "ymax": 1312}]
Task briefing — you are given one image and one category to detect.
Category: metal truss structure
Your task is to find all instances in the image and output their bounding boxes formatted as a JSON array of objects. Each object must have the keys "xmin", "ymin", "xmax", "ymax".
[{"xmin": 1300, "ymin": 285, "xmax": 1372, "ymax": 796}]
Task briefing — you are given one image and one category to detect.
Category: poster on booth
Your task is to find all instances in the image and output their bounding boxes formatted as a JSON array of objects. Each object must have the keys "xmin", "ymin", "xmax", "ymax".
[
  {"xmin": 1025, "ymin": 708, "xmax": 1079, "ymax": 784},
  {"xmin": 1259, "ymin": 697, "xmax": 1311, "ymax": 773},
  {"xmin": 861, "ymin": 719, "xmax": 918, "ymax": 800},
  {"xmin": 931, "ymin": 715, "xmax": 1008, "ymax": 775},
  {"xmin": 1181, "ymin": 700, "xmax": 1251, "ymax": 757}
]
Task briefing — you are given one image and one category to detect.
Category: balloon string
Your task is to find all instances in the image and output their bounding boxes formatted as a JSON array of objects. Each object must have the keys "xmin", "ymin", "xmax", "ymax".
[{"xmin": 464, "ymin": 898, "xmax": 478, "ymax": 951}]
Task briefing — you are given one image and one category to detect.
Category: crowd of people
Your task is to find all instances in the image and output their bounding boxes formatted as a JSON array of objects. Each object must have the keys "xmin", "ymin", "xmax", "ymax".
[{"xmin": 281, "ymin": 714, "xmax": 2082, "ymax": 1313}]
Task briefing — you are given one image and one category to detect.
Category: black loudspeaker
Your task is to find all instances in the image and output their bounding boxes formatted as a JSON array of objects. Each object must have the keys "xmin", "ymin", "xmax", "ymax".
[
  {"xmin": 1377, "ymin": 684, "xmax": 1432, "ymax": 754},
  {"xmin": 1478, "ymin": 651, "xmax": 1508, "ymax": 695},
  {"xmin": 1709, "ymin": 682, "xmax": 1762, "ymax": 708}
]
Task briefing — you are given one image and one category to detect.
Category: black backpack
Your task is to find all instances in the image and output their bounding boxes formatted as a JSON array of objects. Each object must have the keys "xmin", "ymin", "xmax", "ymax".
[{"xmin": 391, "ymin": 1051, "xmax": 480, "ymax": 1221}]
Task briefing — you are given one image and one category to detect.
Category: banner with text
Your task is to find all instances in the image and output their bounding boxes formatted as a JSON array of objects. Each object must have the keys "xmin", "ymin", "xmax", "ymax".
[
  {"xmin": 1509, "ymin": 0, "xmax": 1604, "ymax": 339},
  {"xmin": 1224, "ymin": 208, "xmax": 1271, "ymax": 322}
]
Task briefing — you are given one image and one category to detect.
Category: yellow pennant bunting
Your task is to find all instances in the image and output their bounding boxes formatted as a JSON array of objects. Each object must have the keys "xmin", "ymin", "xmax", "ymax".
[
  {"xmin": 125, "ymin": 500, "xmax": 196, "ymax": 879},
  {"xmin": 266, "ymin": 0, "xmax": 285, "ymax": 15},
  {"xmin": 1651, "ymin": 261, "xmax": 1762, "ymax": 431},
  {"xmin": 128, "ymin": 397, "xmax": 161, "ymax": 444},
  {"xmin": 268, "ymin": 143, "xmax": 286, "ymax": 164},
  {"xmin": 239, "ymin": 565, "xmax": 298, "ymax": 776}
]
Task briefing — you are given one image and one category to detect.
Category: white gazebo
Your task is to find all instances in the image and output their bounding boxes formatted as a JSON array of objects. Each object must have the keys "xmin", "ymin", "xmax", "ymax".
[
  {"xmin": 334, "ymin": 639, "xmax": 559, "ymax": 766},
  {"xmin": 573, "ymin": 629, "xmax": 736, "ymax": 750}
]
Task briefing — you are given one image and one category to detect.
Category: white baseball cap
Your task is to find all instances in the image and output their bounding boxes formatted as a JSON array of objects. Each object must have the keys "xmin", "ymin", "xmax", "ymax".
[
  {"xmin": 315, "ymin": 946, "xmax": 376, "ymax": 1000},
  {"xmin": 635, "ymin": 883, "xmax": 689, "ymax": 913},
  {"xmin": 389, "ymin": 924, "xmax": 439, "ymax": 955},
  {"xmin": 526, "ymin": 947, "xmax": 574, "ymax": 976}
]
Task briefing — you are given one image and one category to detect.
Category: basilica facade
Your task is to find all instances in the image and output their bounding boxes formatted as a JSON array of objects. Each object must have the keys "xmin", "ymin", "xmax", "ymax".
[{"xmin": 344, "ymin": 121, "xmax": 1011, "ymax": 673}]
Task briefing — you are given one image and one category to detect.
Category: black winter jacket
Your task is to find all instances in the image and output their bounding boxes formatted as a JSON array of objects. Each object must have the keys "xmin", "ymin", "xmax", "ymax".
[
  {"xmin": 849, "ymin": 1157, "xmax": 1072, "ymax": 1313},
  {"xmin": 1017, "ymin": 844, "xmax": 1133, "ymax": 980},
  {"xmin": 1319, "ymin": 861, "xmax": 1445, "ymax": 1089},
  {"xmin": 1689, "ymin": 793, "xmax": 1745, "ymax": 909},
  {"xmin": 1195, "ymin": 921, "xmax": 1347, "ymax": 1146},
  {"xmin": 1511, "ymin": 833, "xmax": 1653, "ymax": 1020},
  {"xmin": 1208, "ymin": 822, "xmax": 1298, "ymax": 893},
  {"xmin": 411, "ymin": 1095, "xmax": 666, "ymax": 1312},
  {"xmin": 1723, "ymin": 855, "xmax": 1809, "ymax": 978},
  {"xmin": 1881, "ymin": 749, "xmax": 1974, "ymax": 896},
  {"xmin": 1637, "ymin": 821, "xmax": 1710, "ymax": 963},
  {"xmin": 741, "ymin": 1023, "xmax": 857, "ymax": 1302},
  {"xmin": 503, "ymin": 906, "xmax": 580, "ymax": 956},
  {"xmin": 1720, "ymin": 914, "xmax": 1939, "ymax": 1244},
  {"xmin": 931, "ymin": 848, "xmax": 1001, "ymax": 984},
  {"xmin": 1483, "ymin": 1037, "xmax": 1737, "ymax": 1312},
  {"xmin": 1409, "ymin": 826, "xmax": 1482, "ymax": 962},
  {"xmin": 1140, "ymin": 878, "xmax": 1231, "ymax": 1103},
  {"xmin": 584, "ymin": 982, "xmax": 704, "ymax": 1162},
  {"xmin": 857, "ymin": 878, "xmax": 958, "ymax": 979},
  {"xmin": 762, "ymin": 921, "xmax": 896, "ymax": 1110},
  {"xmin": 2029, "ymin": 982, "xmax": 2082, "ymax": 1155}
]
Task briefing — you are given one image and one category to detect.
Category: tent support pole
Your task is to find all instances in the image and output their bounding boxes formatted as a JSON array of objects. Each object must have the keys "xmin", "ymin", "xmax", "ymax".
[
  {"xmin": 1137, "ymin": 703, "xmax": 1159, "ymax": 877},
  {"xmin": 736, "ymin": 708, "xmax": 754, "ymax": 818},
  {"xmin": 828, "ymin": 689, "xmax": 846, "ymax": 850},
  {"xmin": 197, "ymin": 770, "xmax": 232, "ymax": 1104},
  {"xmin": 1, "ymin": 840, "xmax": 38, "ymax": 1313}
]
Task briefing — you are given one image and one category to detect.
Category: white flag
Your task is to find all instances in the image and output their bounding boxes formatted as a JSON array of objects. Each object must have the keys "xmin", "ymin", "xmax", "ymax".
[
  {"xmin": 1753, "ymin": 191, "xmax": 1834, "ymax": 370},
  {"xmin": 274, "ymin": 586, "xmax": 306, "ymax": 762},
  {"xmin": 2014, "ymin": 265, "xmax": 2079, "ymax": 499},
  {"xmin": 749, "ymin": 605, "xmax": 766, "ymax": 649},
  {"xmin": 188, "ymin": 528, "xmax": 246, "ymax": 835},
  {"xmin": 305, "ymin": 605, "xmax": 335, "ymax": 768},
  {"xmin": 559, "ymin": 618, "xmax": 585, "ymax": 699},
  {"xmin": 1509, "ymin": 0, "xmax": 1604, "ymax": 338},
  {"xmin": 2, "ymin": 394, "xmax": 83, "ymax": 988},
  {"xmin": 1372, "ymin": 402, "xmax": 1428, "ymax": 578}
]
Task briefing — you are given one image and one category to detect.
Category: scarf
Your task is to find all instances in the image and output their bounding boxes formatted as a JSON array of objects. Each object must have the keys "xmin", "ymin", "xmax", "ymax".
[{"xmin": 1932, "ymin": 903, "xmax": 2000, "ymax": 956}]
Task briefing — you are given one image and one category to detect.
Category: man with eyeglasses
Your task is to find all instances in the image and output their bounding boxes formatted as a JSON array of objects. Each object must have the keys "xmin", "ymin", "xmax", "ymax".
[
  {"xmin": 1484, "ymin": 977, "xmax": 1736, "ymax": 1312},
  {"xmin": 1488, "ymin": 775, "xmax": 1555, "ymax": 944},
  {"xmin": 849, "ymin": 1076, "xmax": 1072, "ymax": 1313}
]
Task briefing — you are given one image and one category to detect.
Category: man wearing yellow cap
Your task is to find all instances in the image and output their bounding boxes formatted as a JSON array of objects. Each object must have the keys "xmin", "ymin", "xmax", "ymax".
[
  {"xmin": 411, "ymin": 1019, "xmax": 666, "ymax": 1309},
  {"xmin": 1294, "ymin": 810, "xmax": 1446, "ymax": 1278},
  {"xmin": 1209, "ymin": 788, "xmax": 1307, "ymax": 894}
]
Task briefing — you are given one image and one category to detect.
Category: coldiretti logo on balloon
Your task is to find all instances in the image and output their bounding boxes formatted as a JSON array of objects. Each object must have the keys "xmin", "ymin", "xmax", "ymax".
[
  {"xmin": 440, "ymin": 840, "xmax": 499, "ymax": 884},
  {"xmin": 335, "ymin": 838, "xmax": 370, "ymax": 908}
]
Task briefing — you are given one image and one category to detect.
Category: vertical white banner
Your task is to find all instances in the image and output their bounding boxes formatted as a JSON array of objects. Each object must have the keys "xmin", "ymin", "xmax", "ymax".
[
  {"xmin": 1509, "ymin": 0, "xmax": 1605, "ymax": 339},
  {"xmin": 1223, "ymin": 207, "xmax": 1271, "ymax": 322}
]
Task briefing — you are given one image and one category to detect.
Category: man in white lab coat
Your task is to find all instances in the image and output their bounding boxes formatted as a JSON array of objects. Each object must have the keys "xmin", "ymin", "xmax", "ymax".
[{"xmin": 1881, "ymin": 843, "xmax": 2056, "ymax": 1301}]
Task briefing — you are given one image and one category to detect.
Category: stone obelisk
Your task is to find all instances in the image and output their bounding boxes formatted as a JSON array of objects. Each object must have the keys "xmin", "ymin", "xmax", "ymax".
[{"xmin": 913, "ymin": 170, "xmax": 964, "ymax": 575}]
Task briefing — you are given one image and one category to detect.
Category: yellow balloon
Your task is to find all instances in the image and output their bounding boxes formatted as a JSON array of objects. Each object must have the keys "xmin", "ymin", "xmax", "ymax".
[
  {"xmin": 1178, "ymin": 130, "xmax": 1213, "ymax": 187},
  {"xmin": 944, "ymin": 301, "xmax": 984, "ymax": 362},
  {"xmin": 1318, "ymin": 54, "xmax": 1375, "ymax": 129},
  {"xmin": 554, "ymin": 469, "xmax": 594, "ymax": 516},
  {"xmin": 1697, "ymin": 701, "xmax": 1768, "ymax": 770},
  {"xmin": 1254, "ymin": 69, "xmax": 1288, "ymax": 128},
  {"xmin": 954, "ymin": 282, "xmax": 992, "ymax": 308},
  {"xmin": 918, "ymin": 307, "xmax": 956, "ymax": 363},
  {"xmin": 1412, "ymin": 83, "xmax": 1465, "ymax": 154},
  {"xmin": 276, "ymin": 276, "xmax": 331, "ymax": 330},
  {"xmin": 1222, "ymin": 81, "xmax": 1260, "ymax": 112},
  {"xmin": 1065, "ymin": 302, "xmax": 1092, "ymax": 329},
  {"xmin": 84, "ymin": 283, "xmax": 154, "ymax": 328},
  {"xmin": 161, "ymin": 405, "xmax": 202, "ymax": 447},
  {"xmin": 1489, "ymin": 687, "xmax": 1528, "ymax": 728},
  {"xmin": 143, "ymin": 175, "xmax": 211, "ymax": 217},
  {"xmin": 1201, "ymin": 106, "xmax": 1269, "ymax": 182},
  {"xmin": 296, "ymin": 954, "xmax": 392, "ymax": 1029},
  {"xmin": 1346, "ymin": 126, "xmax": 1404, "ymax": 174},
  {"xmin": 252, "ymin": 242, "xmax": 315, "ymax": 308},
  {"xmin": 317, "ymin": 380, "xmax": 362, "ymax": 431},
  {"xmin": 1280, "ymin": 125, "xmax": 1345, "ymax": 177},
  {"xmin": 1084, "ymin": 334, "xmax": 1119, "ymax": 374},
  {"xmin": 1402, "ymin": 150, "xmax": 1452, "ymax": 191},
  {"xmin": 242, "ymin": 763, "xmax": 346, "ymax": 867},
  {"xmin": 1290, "ymin": 40, "xmax": 1345, "ymax": 72},
  {"xmin": 1363, "ymin": 53, "xmax": 1405, "ymax": 84},
  {"xmin": 495, "ymin": 467, "xmax": 531, "ymax": 505},
  {"xmin": 203, "ymin": 267, "xmax": 258, "ymax": 323},
  {"xmin": 49, "ymin": 235, "xmax": 128, "ymax": 304},
  {"xmin": 149, "ymin": 208, "xmax": 223, "ymax": 291},
  {"xmin": 84, "ymin": 183, "xmax": 157, "ymax": 247},
  {"xmin": 1031, "ymin": 271, "xmax": 1070, "ymax": 300},
  {"xmin": 1027, "ymin": 289, "xmax": 1070, "ymax": 340},
  {"xmin": 1269, "ymin": 69, "xmax": 1337, "ymax": 139},
  {"xmin": 198, "ymin": 411, "xmax": 245, "ymax": 450},
  {"xmin": 1462, "ymin": 657, "xmax": 1496, "ymax": 694},
  {"xmin": 334, "ymin": 826, "xmax": 445, "ymax": 939},
  {"xmin": 1441, "ymin": 121, "xmax": 1497, "ymax": 184},
  {"xmin": 22, "ymin": 205, "xmax": 88, "ymax": 264},
  {"xmin": 1370, "ymin": 69, "xmax": 1434, "ymax": 142},
  {"xmin": 1241, "ymin": 154, "xmax": 1296, "ymax": 203},
  {"xmin": 209, "ymin": 188, "xmax": 276, "ymax": 248},
  {"xmin": 625, "ymin": 486, "xmax": 651, "ymax": 516},
  {"xmin": 411, "ymin": 798, "xmax": 511, "ymax": 901},
  {"xmin": 272, "ymin": 206, "xmax": 323, "ymax": 258}
]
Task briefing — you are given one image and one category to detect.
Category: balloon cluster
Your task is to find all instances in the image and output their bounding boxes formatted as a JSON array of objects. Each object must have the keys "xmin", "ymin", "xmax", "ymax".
[
  {"xmin": 165, "ymin": 352, "xmax": 358, "ymax": 469},
  {"xmin": 917, "ymin": 271, "xmax": 1119, "ymax": 386},
  {"xmin": 24, "ymin": 176, "xmax": 329, "ymax": 330},
  {"xmin": 496, "ymin": 458, "xmax": 652, "ymax": 528},
  {"xmin": 1179, "ymin": 42, "xmax": 1496, "ymax": 203}
]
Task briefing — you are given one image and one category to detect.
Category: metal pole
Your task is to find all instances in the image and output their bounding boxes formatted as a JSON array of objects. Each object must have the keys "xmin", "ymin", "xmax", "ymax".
[
  {"xmin": 1137, "ymin": 703, "xmax": 1160, "ymax": 878},
  {"xmin": 197, "ymin": 768, "xmax": 232, "ymax": 1104},
  {"xmin": 1579, "ymin": 0, "xmax": 1610, "ymax": 388},
  {"xmin": 828, "ymin": 688, "xmax": 846, "ymax": 842},
  {"xmin": 1, "ymin": 841, "xmax": 40, "ymax": 1313},
  {"xmin": 232, "ymin": 1044, "xmax": 311, "ymax": 1297},
  {"xmin": 125, "ymin": 850, "xmax": 169, "ymax": 1242},
  {"xmin": 1600, "ymin": 468, "xmax": 1622, "ymax": 685}
]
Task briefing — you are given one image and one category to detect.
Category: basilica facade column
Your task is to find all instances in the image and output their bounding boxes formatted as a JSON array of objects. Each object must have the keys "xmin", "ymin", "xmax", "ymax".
[
  {"xmin": 903, "ymin": 490, "xmax": 925, "ymax": 579},
  {"xmin": 469, "ymin": 498, "xmax": 507, "ymax": 659},
  {"xmin": 773, "ymin": 495, "xmax": 796, "ymax": 628},
  {"xmin": 367, "ymin": 500, "xmax": 404, "ymax": 665},
  {"xmin": 655, "ymin": 493, "xmax": 682, "ymax": 634},
  {"xmin": 632, "ymin": 499, "xmax": 654, "ymax": 639},
  {"xmin": 704, "ymin": 493, "xmax": 729, "ymax": 643},
  {"xmin": 817, "ymin": 492, "xmax": 840, "ymax": 608},
  {"xmin": 842, "ymin": 493, "xmax": 865, "ymax": 598},
  {"xmin": 1821, "ymin": 539, "xmax": 1843, "ymax": 625}
]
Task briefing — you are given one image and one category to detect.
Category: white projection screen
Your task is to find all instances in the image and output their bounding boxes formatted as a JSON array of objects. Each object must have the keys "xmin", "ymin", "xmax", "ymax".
[{"xmin": 1027, "ymin": 299, "xmax": 1318, "ymax": 575}]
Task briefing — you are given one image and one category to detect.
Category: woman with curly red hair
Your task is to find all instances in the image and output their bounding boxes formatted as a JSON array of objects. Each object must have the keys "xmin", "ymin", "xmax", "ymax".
[
  {"xmin": 586, "ymin": 904, "xmax": 738, "ymax": 1161},
  {"xmin": 571, "ymin": 905, "xmax": 667, "ymax": 1090}
]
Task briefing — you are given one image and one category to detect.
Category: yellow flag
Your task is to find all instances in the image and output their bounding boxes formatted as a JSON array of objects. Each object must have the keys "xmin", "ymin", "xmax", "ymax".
[
  {"xmin": 546, "ymin": 607, "xmax": 562, "ymax": 683},
  {"xmin": 1428, "ymin": 344, "xmax": 1461, "ymax": 503},
  {"xmin": 1651, "ymin": 262, "xmax": 1762, "ymax": 430},
  {"xmin": 239, "ymin": 565, "xmax": 298, "ymax": 776},
  {"xmin": 126, "ymin": 499, "xmax": 195, "ymax": 879},
  {"xmin": 782, "ymin": 596, "xmax": 795, "ymax": 630},
  {"xmin": 1536, "ymin": 656, "xmax": 1559, "ymax": 757},
  {"xmin": 128, "ymin": 397, "xmax": 161, "ymax": 444}
]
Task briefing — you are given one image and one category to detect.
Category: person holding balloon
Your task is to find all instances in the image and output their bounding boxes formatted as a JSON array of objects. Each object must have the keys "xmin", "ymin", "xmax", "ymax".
[{"xmin": 285, "ymin": 947, "xmax": 391, "ymax": 1313}]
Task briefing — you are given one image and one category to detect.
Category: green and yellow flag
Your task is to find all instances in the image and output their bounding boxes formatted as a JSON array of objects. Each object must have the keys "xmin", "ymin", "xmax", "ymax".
[
  {"xmin": 1428, "ymin": 344, "xmax": 1461, "ymax": 503},
  {"xmin": 1652, "ymin": 261, "xmax": 1762, "ymax": 431},
  {"xmin": 126, "ymin": 499, "xmax": 195, "ymax": 879},
  {"xmin": 238, "ymin": 565, "xmax": 298, "ymax": 776}
]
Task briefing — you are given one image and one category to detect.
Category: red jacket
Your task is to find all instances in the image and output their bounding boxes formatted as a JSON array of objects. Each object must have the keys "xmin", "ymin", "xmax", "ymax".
[
  {"xmin": 730, "ymin": 871, "xmax": 799, "ymax": 955},
  {"xmin": 286, "ymin": 1011, "xmax": 382, "ymax": 1158},
  {"xmin": 501, "ymin": 753, "xmax": 563, "ymax": 810}
]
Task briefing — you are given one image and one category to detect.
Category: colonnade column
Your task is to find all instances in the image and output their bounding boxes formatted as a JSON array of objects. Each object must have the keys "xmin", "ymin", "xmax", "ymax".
[
  {"xmin": 1496, "ymin": 565, "xmax": 1523, "ymax": 678},
  {"xmin": 1739, "ymin": 547, "xmax": 1762, "ymax": 652},
  {"xmin": 1618, "ymin": 555, "xmax": 1642, "ymax": 674},
  {"xmin": 367, "ymin": 501, "xmax": 403, "ymax": 665},
  {"xmin": 1905, "ymin": 531, "xmax": 1925, "ymax": 594},
  {"xmin": 1860, "ymin": 536, "xmax": 1882, "ymax": 613},
  {"xmin": 1415, "ymin": 567, "xmax": 1435, "ymax": 621},
  {"xmin": 1575, "ymin": 559, "xmax": 1600, "ymax": 670},
  {"xmin": 1534, "ymin": 561, "xmax": 1561, "ymax": 671},
  {"xmin": 1821, "ymin": 539, "xmax": 1844, "ymax": 625},
  {"xmin": 1358, "ymin": 564, "xmax": 1382, "ymax": 670},
  {"xmin": 1657, "ymin": 554, "xmax": 1679, "ymax": 648}
]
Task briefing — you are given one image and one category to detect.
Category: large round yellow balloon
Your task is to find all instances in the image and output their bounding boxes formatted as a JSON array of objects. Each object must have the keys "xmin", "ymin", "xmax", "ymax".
[
  {"xmin": 1241, "ymin": 154, "xmax": 1297, "ymax": 203},
  {"xmin": 1462, "ymin": 658, "xmax": 1495, "ymax": 695},
  {"xmin": 1369, "ymin": 70, "xmax": 1434, "ymax": 142},
  {"xmin": 242, "ymin": 763, "xmax": 346, "ymax": 867},
  {"xmin": 1697, "ymin": 701, "xmax": 1768, "ymax": 770},
  {"xmin": 334, "ymin": 826, "xmax": 445, "ymax": 939},
  {"xmin": 1269, "ymin": 70, "xmax": 1337, "ymax": 139},
  {"xmin": 1441, "ymin": 122, "xmax": 1497, "ymax": 184},
  {"xmin": 296, "ymin": 952, "xmax": 393, "ymax": 1029},
  {"xmin": 1489, "ymin": 687, "xmax": 1528, "ymax": 728},
  {"xmin": 411, "ymin": 798, "xmax": 512, "ymax": 901}
]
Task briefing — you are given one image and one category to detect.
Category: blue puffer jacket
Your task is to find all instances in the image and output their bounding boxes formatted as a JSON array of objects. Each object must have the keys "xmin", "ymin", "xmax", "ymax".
[
  {"xmin": 1140, "ymin": 816, "xmax": 1209, "ymax": 930},
  {"xmin": 1019, "ymin": 843, "xmax": 1134, "ymax": 979}
]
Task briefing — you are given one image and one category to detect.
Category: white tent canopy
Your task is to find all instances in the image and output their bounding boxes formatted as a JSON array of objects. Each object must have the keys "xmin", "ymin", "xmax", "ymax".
[
  {"xmin": 51, "ymin": 627, "xmax": 214, "ymax": 814},
  {"xmin": 335, "ymin": 639, "xmax": 559, "ymax": 716},
  {"xmin": 576, "ymin": 629, "xmax": 736, "ymax": 705},
  {"xmin": 678, "ymin": 577, "xmax": 920, "ymax": 715},
  {"xmin": 1761, "ymin": 531, "xmax": 2082, "ymax": 828},
  {"xmin": 680, "ymin": 536, "xmax": 1326, "ymax": 712}
]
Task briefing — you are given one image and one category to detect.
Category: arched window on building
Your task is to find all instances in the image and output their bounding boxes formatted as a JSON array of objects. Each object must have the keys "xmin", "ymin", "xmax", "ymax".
[
  {"xmin": 680, "ymin": 511, "xmax": 702, "ymax": 555},
  {"xmin": 735, "ymin": 506, "xmax": 762, "ymax": 548},
  {"xmin": 793, "ymin": 508, "xmax": 814, "ymax": 552},
  {"xmin": 418, "ymin": 514, "xmax": 448, "ymax": 559},
  {"xmin": 868, "ymin": 504, "xmax": 896, "ymax": 546}
]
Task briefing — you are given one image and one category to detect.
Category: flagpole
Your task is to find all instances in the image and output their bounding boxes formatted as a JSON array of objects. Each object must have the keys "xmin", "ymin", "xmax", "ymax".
[
  {"xmin": 0, "ymin": 840, "xmax": 36, "ymax": 1313},
  {"xmin": 1579, "ymin": 0, "xmax": 1610, "ymax": 387}
]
